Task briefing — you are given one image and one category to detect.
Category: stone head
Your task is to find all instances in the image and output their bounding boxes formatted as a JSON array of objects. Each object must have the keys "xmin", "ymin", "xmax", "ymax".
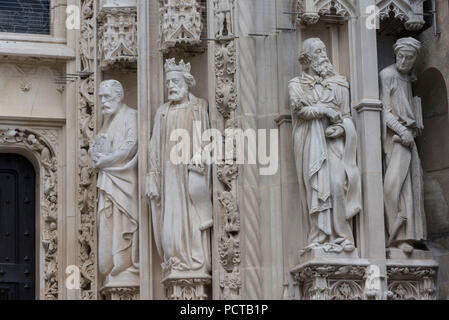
[
  {"xmin": 393, "ymin": 37, "xmax": 421, "ymax": 74},
  {"xmin": 164, "ymin": 58, "xmax": 196, "ymax": 103},
  {"xmin": 99, "ymin": 80, "xmax": 124, "ymax": 116},
  {"xmin": 299, "ymin": 38, "xmax": 334, "ymax": 77}
]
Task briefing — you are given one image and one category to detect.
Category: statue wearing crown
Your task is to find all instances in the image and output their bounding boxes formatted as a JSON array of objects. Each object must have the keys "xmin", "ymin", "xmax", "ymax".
[{"xmin": 146, "ymin": 58, "xmax": 213, "ymax": 280}]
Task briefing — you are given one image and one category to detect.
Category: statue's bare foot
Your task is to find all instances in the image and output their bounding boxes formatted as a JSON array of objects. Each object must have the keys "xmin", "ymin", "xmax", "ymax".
[{"xmin": 398, "ymin": 242, "xmax": 414, "ymax": 254}]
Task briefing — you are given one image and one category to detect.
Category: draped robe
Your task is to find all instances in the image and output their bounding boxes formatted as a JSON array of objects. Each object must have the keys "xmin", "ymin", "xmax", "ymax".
[
  {"xmin": 380, "ymin": 64, "xmax": 426, "ymax": 244},
  {"xmin": 96, "ymin": 105, "xmax": 139, "ymax": 279},
  {"xmin": 148, "ymin": 93, "xmax": 212, "ymax": 274},
  {"xmin": 288, "ymin": 72, "xmax": 362, "ymax": 247}
]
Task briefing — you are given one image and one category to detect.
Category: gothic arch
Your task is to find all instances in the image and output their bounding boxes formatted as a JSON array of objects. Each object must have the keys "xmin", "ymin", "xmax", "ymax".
[
  {"xmin": 376, "ymin": 0, "xmax": 426, "ymax": 31},
  {"xmin": 296, "ymin": 0, "xmax": 357, "ymax": 24},
  {"xmin": 0, "ymin": 127, "xmax": 60, "ymax": 300}
]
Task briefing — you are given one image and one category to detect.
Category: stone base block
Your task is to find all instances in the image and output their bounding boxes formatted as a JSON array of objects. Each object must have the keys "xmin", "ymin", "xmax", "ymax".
[
  {"xmin": 103, "ymin": 268, "xmax": 140, "ymax": 288},
  {"xmin": 299, "ymin": 246, "xmax": 360, "ymax": 265},
  {"xmin": 387, "ymin": 248, "xmax": 434, "ymax": 261},
  {"xmin": 100, "ymin": 269, "xmax": 140, "ymax": 300}
]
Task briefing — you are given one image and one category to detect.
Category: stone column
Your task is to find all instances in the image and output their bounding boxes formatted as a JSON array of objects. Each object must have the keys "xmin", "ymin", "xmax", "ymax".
[
  {"xmin": 350, "ymin": 0, "xmax": 387, "ymax": 299},
  {"xmin": 136, "ymin": 0, "xmax": 154, "ymax": 301}
]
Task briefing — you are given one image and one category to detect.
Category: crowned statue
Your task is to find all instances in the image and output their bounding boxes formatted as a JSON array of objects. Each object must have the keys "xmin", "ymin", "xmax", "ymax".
[{"xmin": 146, "ymin": 58, "xmax": 213, "ymax": 278}]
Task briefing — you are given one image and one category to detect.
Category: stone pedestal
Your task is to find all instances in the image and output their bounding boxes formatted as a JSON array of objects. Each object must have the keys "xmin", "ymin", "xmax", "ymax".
[
  {"xmin": 100, "ymin": 286, "xmax": 140, "ymax": 300},
  {"xmin": 386, "ymin": 257, "xmax": 438, "ymax": 300},
  {"xmin": 100, "ymin": 270, "xmax": 140, "ymax": 300},
  {"xmin": 162, "ymin": 272, "xmax": 212, "ymax": 300},
  {"xmin": 292, "ymin": 248, "xmax": 371, "ymax": 300}
]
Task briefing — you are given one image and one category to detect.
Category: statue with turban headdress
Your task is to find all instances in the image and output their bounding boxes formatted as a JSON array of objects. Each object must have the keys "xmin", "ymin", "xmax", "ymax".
[{"xmin": 379, "ymin": 37, "xmax": 426, "ymax": 254}]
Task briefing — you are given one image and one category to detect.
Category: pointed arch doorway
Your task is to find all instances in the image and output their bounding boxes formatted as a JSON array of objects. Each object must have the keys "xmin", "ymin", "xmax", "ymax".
[{"xmin": 0, "ymin": 153, "xmax": 36, "ymax": 300}]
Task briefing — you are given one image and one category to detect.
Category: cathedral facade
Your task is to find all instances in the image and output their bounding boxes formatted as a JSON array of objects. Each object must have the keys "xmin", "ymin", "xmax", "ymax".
[{"xmin": 0, "ymin": 0, "xmax": 448, "ymax": 300}]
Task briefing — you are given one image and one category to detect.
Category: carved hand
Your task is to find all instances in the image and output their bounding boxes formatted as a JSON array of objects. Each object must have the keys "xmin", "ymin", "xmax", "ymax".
[
  {"xmin": 92, "ymin": 153, "xmax": 112, "ymax": 169},
  {"xmin": 145, "ymin": 173, "xmax": 161, "ymax": 203},
  {"xmin": 189, "ymin": 153, "xmax": 205, "ymax": 174},
  {"xmin": 325, "ymin": 108, "xmax": 342, "ymax": 123},
  {"xmin": 399, "ymin": 130, "xmax": 415, "ymax": 148},
  {"xmin": 325, "ymin": 125, "xmax": 345, "ymax": 139}
]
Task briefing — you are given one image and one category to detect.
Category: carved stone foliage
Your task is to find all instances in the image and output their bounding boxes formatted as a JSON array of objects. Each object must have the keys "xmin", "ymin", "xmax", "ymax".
[
  {"xmin": 98, "ymin": 7, "xmax": 138, "ymax": 70},
  {"xmin": 164, "ymin": 278, "xmax": 211, "ymax": 300},
  {"xmin": 386, "ymin": 266, "xmax": 437, "ymax": 300},
  {"xmin": 293, "ymin": 264, "xmax": 367, "ymax": 300},
  {"xmin": 219, "ymin": 273, "xmax": 241, "ymax": 300},
  {"xmin": 0, "ymin": 128, "xmax": 59, "ymax": 300},
  {"xmin": 295, "ymin": 0, "xmax": 356, "ymax": 24},
  {"xmin": 159, "ymin": 0, "xmax": 203, "ymax": 52},
  {"xmin": 214, "ymin": 23, "xmax": 241, "ymax": 298},
  {"xmin": 215, "ymin": 41, "xmax": 237, "ymax": 119},
  {"xmin": 377, "ymin": 0, "xmax": 426, "ymax": 31},
  {"xmin": 78, "ymin": 0, "xmax": 97, "ymax": 300}
]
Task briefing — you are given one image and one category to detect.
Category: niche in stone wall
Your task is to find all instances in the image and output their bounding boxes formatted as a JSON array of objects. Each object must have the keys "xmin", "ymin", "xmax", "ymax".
[
  {"xmin": 300, "ymin": 19, "xmax": 351, "ymax": 80},
  {"xmin": 151, "ymin": 0, "xmax": 211, "ymax": 300},
  {"xmin": 415, "ymin": 68, "xmax": 449, "ymax": 249},
  {"xmin": 376, "ymin": 1, "xmax": 434, "ymax": 72},
  {"xmin": 103, "ymin": 68, "xmax": 138, "ymax": 110}
]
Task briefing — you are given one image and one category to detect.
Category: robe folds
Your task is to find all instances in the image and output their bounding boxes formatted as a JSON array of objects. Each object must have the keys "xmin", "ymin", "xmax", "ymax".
[
  {"xmin": 288, "ymin": 72, "xmax": 362, "ymax": 245},
  {"xmin": 96, "ymin": 105, "xmax": 139, "ymax": 278},
  {"xmin": 148, "ymin": 93, "xmax": 212, "ymax": 274},
  {"xmin": 380, "ymin": 65, "xmax": 426, "ymax": 244}
]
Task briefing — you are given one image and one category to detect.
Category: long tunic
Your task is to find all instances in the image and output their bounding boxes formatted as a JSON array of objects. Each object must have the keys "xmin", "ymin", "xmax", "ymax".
[
  {"xmin": 148, "ymin": 93, "xmax": 212, "ymax": 274},
  {"xmin": 96, "ymin": 105, "xmax": 139, "ymax": 278},
  {"xmin": 288, "ymin": 72, "xmax": 362, "ymax": 246},
  {"xmin": 380, "ymin": 64, "xmax": 426, "ymax": 244}
]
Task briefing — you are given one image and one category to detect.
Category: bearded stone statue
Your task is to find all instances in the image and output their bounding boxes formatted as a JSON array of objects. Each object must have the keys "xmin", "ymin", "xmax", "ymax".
[
  {"xmin": 288, "ymin": 38, "xmax": 362, "ymax": 255},
  {"xmin": 89, "ymin": 80, "xmax": 139, "ymax": 288},
  {"xmin": 146, "ymin": 59, "xmax": 213, "ymax": 277}
]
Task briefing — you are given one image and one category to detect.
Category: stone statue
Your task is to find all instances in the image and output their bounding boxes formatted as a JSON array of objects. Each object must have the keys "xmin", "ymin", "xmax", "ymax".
[
  {"xmin": 146, "ymin": 58, "xmax": 212, "ymax": 276},
  {"xmin": 89, "ymin": 80, "xmax": 139, "ymax": 287},
  {"xmin": 288, "ymin": 38, "xmax": 362, "ymax": 254},
  {"xmin": 380, "ymin": 37, "xmax": 426, "ymax": 253},
  {"xmin": 214, "ymin": 0, "xmax": 233, "ymax": 38}
]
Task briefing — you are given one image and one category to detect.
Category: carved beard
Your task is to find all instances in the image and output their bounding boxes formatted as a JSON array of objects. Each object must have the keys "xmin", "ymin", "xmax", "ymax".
[
  {"xmin": 168, "ymin": 85, "xmax": 189, "ymax": 103},
  {"xmin": 310, "ymin": 58, "xmax": 335, "ymax": 78}
]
